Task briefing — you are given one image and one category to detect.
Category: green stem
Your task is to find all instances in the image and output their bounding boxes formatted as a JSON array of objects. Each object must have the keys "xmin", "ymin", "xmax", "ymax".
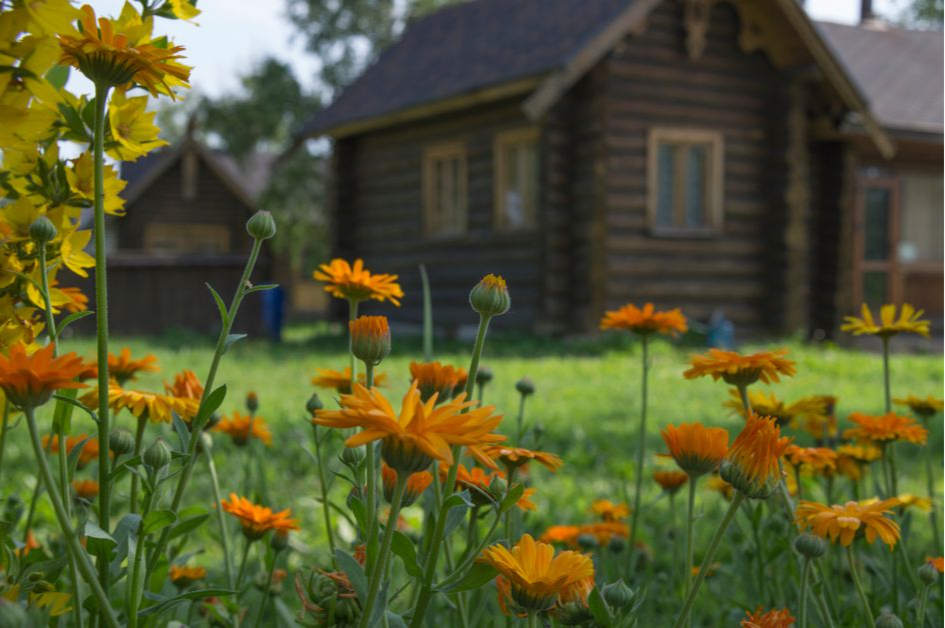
[
  {"xmin": 504, "ymin": 467, "xmax": 517, "ymax": 547},
  {"xmin": 37, "ymin": 245, "xmax": 59, "ymax": 354},
  {"xmin": 24, "ymin": 407, "xmax": 118, "ymax": 628},
  {"xmin": 516, "ymin": 395, "xmax": 526, "ymax": 443},
  {"xmin": 365, "ymin": 361, "xmax": 378, "ymax": 577},
  {"xmin": 923, "ymin": 418, "xmax": 941, "ymax": 550},
  {"xmin": 420, "ymin": 264, "xmax": 433, "ymax": 362},
  {"xmin": 684, "ymin": 475, "xmax": 696, "ymax": 616},
  {"xmin": 348, "ymin": 299, "xmax": 359, "ymax": 388},
  {"xmin": 670, "ymin": 490, "xmax": 679, "ymax": 589},
  {"xmin": 128, "ymin": 475, "xmax": 156, "ymax": 628},
  {"xmin": 672, "ymin": 492, "xmax": 746, "ymax": 628},
  {"xmin": 253, "ymin": 551, "xmax": 279, "ymax": 628},
  {"xmin": 412, "ymin": 314, "xmax": 492, "ymax": 628},
  {"xmin": 147, "ymin": 237, "xmax": 264, "ymax": 579},
  {"xmin": 526, "ymin": 612, "xmax": 538, "ymax": 628},
  {"xmin": 918, "ymin": 582, "xmax": 930, "ymax": 626},
  {"xmin": 130, "ymin": 415, "xmax": 147, "ymax": 514},
  {"xmin": 206, "ymin": 444, "xmax": 235, "ymax": 589},
  {"xmin": 312, "ymin": 424, "xmax": 336, "ymax": 556},
  {"xmin": 93, "ymin": 81, "xmax": 113, "ymax": 609},
  {"xmin": 628, "ymin": 334, "xmax": 650, "ymax": 569},
  {"xmin": 0, "ymin": 400, "xmax": 9, "ymax": 481},
  {"xmin": 846, "ymin": 545, "xmax": 875, "ymax": 626},
  {"xmin": 56, "ymin": 422, "xmax": 83, "ymax": 628},
  {"xmin": 359, "ymin": 472, "xmax": 407, "ymax": 628},
  {"xmin": 881, "ymin": 336, "xmax": 891, "ymax": 413},
  {"xmin": 798, "ymin": 558, "xmax": 811, "ymax": 628},
  {"xmin": 236, "ymin": 539, "xmax": 253, "ymax": 592}
]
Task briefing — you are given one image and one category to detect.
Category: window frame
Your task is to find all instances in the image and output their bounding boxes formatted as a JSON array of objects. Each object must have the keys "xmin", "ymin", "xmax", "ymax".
[
  {"xmin": 143, "ymin": 222, "xmax": 231, "ymax": 254},
  {"xmin": 422, "ymin": 140, "xmax": 468, "ymax": 238},
  {"xmin": 646, "ymin": 127, "xmax": 724, "ymax": 237},
  {"xmin": 493, "ymin": 127, "xmax": 540, "ymax": 231}
]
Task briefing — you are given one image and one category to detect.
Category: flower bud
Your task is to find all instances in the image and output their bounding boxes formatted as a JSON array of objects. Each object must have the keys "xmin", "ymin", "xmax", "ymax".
[
  {"xmin": 246, "ymin": 391, "xmax": 259, "ymax": 413},
  {"xmin": 476, "ymin": 366, "xmax": 494, "ymax": 386},
  {"xmin": 340, "ymin": 445, "xmax": 365, "ymax": 467},
  {"xmin": 602, "ymin": 580, "xmax": 636, "ymax": 611},
  {"xmin": 577, "ymin": 533, "xmax": 598, "ymax": 551},
  {"xmin": 246, "ymin": 210, "xmax": 276, "ymax": 240},
  {"xmin": 555, "ymin": 601, "xmax": 594, "ymax": 626},
  {"xmin": 875, "ymin": 611, "xmax": 904, "ymax": 628},
  {"xmin": 31, "ymin": 580, "xmax": 55, "ymax": 594},
  {"xmin": 109, "ymin": 428, "xmax": 135, "ymax": 456},
  {"xmin": 794, "ymin": 533, "xmax": 827, "ymax": 560},
  {"xmin": 469, "ymin": 274, "xmax": 510, "ymax": 318},
  {"xmin": 919, "ymin": 562, "xmax": 938, "ymax": 585},
  {"xmin": 306, "ymin": 393, "xmax": 323, "ymax": 415},
  {"xmin": 271, "ymin": 530, "xmax": 289, "ymax": 552},
  {"xmin": 608, "ymin": 536, "xmax": 626, "ymax": 554},
  {"xmin": 349, "ymin": 316, "xmax": 391, "ymax": 366},
  {"xmin": 29, "ymin": 216, "xmax": 57, "ymax": 245},
  {"xmin": 515, "ymin": 377, "xmax": 535, "ymax": 397},
  {"xmin": 27, "ymin": 572, "xmax": 45, "ymax": 583},
  {"xmin": 143, "ymin": 438, "xmax": 172, "ymax": 470}
]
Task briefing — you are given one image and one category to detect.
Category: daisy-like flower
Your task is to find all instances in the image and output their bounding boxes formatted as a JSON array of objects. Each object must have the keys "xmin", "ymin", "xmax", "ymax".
[
  {"xmin": 540, "ymin": 525, "xmax": 582, "ymax": 546},
  {"xmin": 654, "ymin": 470, "xmax": 688, "ymax": 494},
  {"xmin": 88, "ymin": 386, "xmax": 199, "ymax": 424},
  {"xmin": 314, "ymin": 381, "xmax": 504, "ymax": 473},
  {"xmin": 169, "ymin": 565, "xmax": 206, "ymax": 589},
  {"xmin": 841, "ymin": 303, "xmax": 929, "ymax": 339},
  {"xmin": 725, "ymin": 389, "xmax": 828, "ymax": 428},
  {"xmin": 72, "ymin": 479, "xmax": 99, "ymax": 500},
  {"xmin": 926, "ymin": 556, "xmax": 944, "ymax": 573},
  {"xmin": 741, "ymin": 606, "xmax": 796, "ymax": 628},
  {"xmin": 683, "ymin": 348, "xmax": 796, "ymax": 388},
  {"xmin": 105, "ymin": 347, "xmax": 158, "ymax": 385},
  {"xmin": 589, "ymin": 499, "xmax": 630, "ymax": 522},
  {"xmin": 660, "ymin": 422, "xmax": 729, "ymax": 477},
  {"xmin": 832, "ymin": 443, "xmax": 882, "ymax": 481},
  {"xmin": 165, "ymin": 370, "xmax": 203, "ymax": 401},
  {"xmin": 445, "ymin": 463, "xmax": 503, "ymax": 507},
  {"xmin": 221, "ymin": 493, "xmax": 299, "ymax": 541},
  {"xmin": 311, "ymin": 367, "xmax": 387, "ymax": 394},
  {"xmin": 484, "ymin": 445, "xmax": 563, "ymax": 472},
  {"xmin": 42, "ymin": 434, "xmax": 102, "ymax": 468},
  {"xmin": 213, "ymin": 412, "xmax": 272, "ymax": 447},
  {"xmin": 480, "ymin": 534, "xmax": 595, "ymax": 614},
  {"xmin": 720, "ymin": 414, "xmax": 792, "ymax": 500},
  {"xmin": 58, "ymin": 4, "xmax": 191, "ymax": 96},
  {"xmin": 599, "ymin": 302, "xmax": 688, "ymax": 336},
  {"xmin": 894, "ymin": 395, "xmax": 944, "ymax": 419},
  {"xmin": 580, "ymin": 522, "xmax": 631, "ymax": 546},
  {"xmin": 706, "ymin": 474, "xmax": 734, "ymax": 500},
  {"xmin": 895, "ymin": 494, "xmax": 933, "ymax": 513},
  {"xmin": 843, "ymin": 412, "xmax": 928, "ymax": 445},
  {"xmin": 796, "ymin": 498, "xmax": 900, "ymax": 549},
  {"xmin": 381, "ymin": 464, "xmax": 433, "ymax": 507},
  {"xmin": 0, "ymin": 343, "xmax": 86, "ymax": 409},
  {"xmin": 410, "ymin": 361, "xmax": 467, "ymax": 403},
  {"xmin": 783, "ymin": 445, "xmax": 838, "ymax": 476},
  {"xmin": 313, "ymin": 258, "xmax": 403, "ymax": 306}
]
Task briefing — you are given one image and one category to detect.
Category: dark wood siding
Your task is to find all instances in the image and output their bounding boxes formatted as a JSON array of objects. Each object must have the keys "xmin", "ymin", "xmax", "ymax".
[{"xmin": 600, "ymin": 1, "xmax": 789, "ymax": 331}]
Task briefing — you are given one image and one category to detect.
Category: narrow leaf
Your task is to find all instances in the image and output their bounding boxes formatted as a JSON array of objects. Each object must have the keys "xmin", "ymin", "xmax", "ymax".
[
  {"xmin": 172, "ymin": 412, "xmax": 190, "ymax": 453},
  {"xmin": 335, "ymin": 549, "xmax": 368, "ymax": 603},
  {"xmin": 142, "ymin": 510, "xmax": 178, "ymax": 535},
  {"xmin": 57, "ymin": 310, "xmax": 94, "ymax": 333},
  {"xmin": 390, "ymin": 532, "xmax": 423, "ymax": 579},
  {"xmin": 588, "ymin": 587, "xmax": 614, "ymax": 628},
  {"xmin": 194, "ymin": 385, "xmax": 227, "ymax": 429},
  {"xmin": 168, "ymin": 513, "xmax": 210, "ymax": 540},
  {"xmin": 79, "ymin": 521, "xmax": 117, "ymax": 560},
  {"xmin": 436, "ymin": 562, "xmax": 497, "ymax": 593},
  {"xmin": 245, "ymin": 283, "xmax": 279, "ymax": 295},
  {"xmin": 222, "ymin": 333, "xmax": 247, "ymax": 355},
  {"xmin": 498, "ymin": 483, "xmax": 525, "ymax": 514},
  {"xmin": 205, "ymin": 283, "xmax": 228, "ymax": 324}
]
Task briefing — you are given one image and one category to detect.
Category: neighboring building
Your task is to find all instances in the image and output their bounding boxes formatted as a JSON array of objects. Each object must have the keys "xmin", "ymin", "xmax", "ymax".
[
  {"xmin": 300, "ymin": 0, "xmax": 943, "ymax": 337},
  {"xmin": 74, "ymin": 130, "xmax": 273, "ymax": 336}
]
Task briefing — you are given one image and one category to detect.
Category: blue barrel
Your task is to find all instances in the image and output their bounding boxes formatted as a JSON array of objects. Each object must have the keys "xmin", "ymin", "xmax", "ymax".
[{"xmin": 261, "ymin": 286, "xmax": 285, "ymax": 342}]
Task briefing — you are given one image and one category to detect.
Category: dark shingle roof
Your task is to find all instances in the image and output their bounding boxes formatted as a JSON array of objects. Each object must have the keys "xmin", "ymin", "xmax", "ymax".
[
  {"xmin": 818, "ymin": 21, "xmax": 943, "ymax": 135},
  {"xmin": 301, "ymin": 0, "xmax": 943, "ymax": 138},
  {"xmin": 301, "ymin": 0, "xmax": 630, "ymax": 135}
]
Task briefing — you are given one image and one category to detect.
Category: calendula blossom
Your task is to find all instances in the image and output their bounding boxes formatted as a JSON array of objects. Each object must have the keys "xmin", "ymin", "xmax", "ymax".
[
  {"xmin": 783, "ymin": 445, "xmax": 838, "ymax": 475},
  {"xmin": 684, "ymin": 348, "xmax": 796, "ymax": 387},
  {"xmin": 311, "ymin": 367, "xmax": 387, "ymax": 394},
  {"xmin": 654, "ymin": 470, "xmax": 689, "ymax": 493},
  {"xmin": 86, "ymin": 386, "xmax": 199, "ymax": 423},
  {"xmin": 72, "ymin": 479, "xmax": 99, "ymax": 499},
  {"xmin": 894, "ymin": 395, "xmax": 943, "ymax": 419},
  {"xmin": 720, "ymin": 414, "xmax": 792, "ymax": 500},
  {"xmin": 381, "ymin": 464, "xmax": 433, "ymax": 507},
  {"xmin": 843, "ymin": 412, "xmax": 928, "ymax": 445},
  {"xmin": 165, "ymin": 369, "xmax": 203, "ymax": 400},
  {"xmin": 484, "ymin": 445, "xmax": 564, "ymax": 472},
  {"xmin": 589, "ymin": 499, "xmax": 630, "ymax": 522},
  {"xmin": 313, "ymin": 258, "xmax": 403, "ymax": 306},
  {"xmin": 410, "ymin": 360, "xmax": 467, "ymax": 403},
  {"xmin": 841, "ymin": 302, "xmax": 929, "ymax": 338},
  {"xmin": 169, "ymin": 565, "xmax": 206, "ymax": 588},
  {"xmin": 796, "ymin": 498, "xmax": 900, "ymax": 549},
  {"xmin": 213, "ymin": 411, "xmax": 272, "ymax": 447},
  {"xmin": 661, "ymin": 422, "xmax": 729, "ymax": 477},
  {"xmin": 0, "ymin": 343, "xmax": 86, "ymax": 408},
  {"xmin": 221, "ymin": 493, "xmax": 299, "ymax": 541},
  {"xmin": 741, "ymin": 606, "xmax": 796, "ymax": 628},
  {"xmin": 599, "ymin": 302, "xmax": 688, "ymax": 336}
]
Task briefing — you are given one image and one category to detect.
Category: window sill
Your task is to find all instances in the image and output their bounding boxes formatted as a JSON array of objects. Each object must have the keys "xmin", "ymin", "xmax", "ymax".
[{"xmin": 648, "ymin": 227, "xmax": 723, "ymax": 239}]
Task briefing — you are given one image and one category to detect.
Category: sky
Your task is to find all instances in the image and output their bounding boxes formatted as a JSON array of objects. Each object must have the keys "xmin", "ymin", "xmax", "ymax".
[{"xmin": 82, "ymin": 0, "xmax": 906, "ymax": 99}]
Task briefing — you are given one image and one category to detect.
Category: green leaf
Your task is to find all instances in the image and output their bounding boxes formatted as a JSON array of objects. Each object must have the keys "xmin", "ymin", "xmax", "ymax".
[
  {"xmin": 137, "ymin": 588, "xmax": 235, "ymax": 620},
  {"xmin": 194, "ymin": 385, "xmax": 227, "ymax": 430},
  {"xmin": 52, "ymin": 390, "xmax": 77, "ymax": 433},
  {"xmin": 385, "ymin": 611, "xmax": 408, "ymax": 628},
  {"xmin": 435, "ymin": 562, "xmax": 497, "ymax": 593},
  {"xmin": 79, "ymin": 521, "xmax": 116, "ymax": 560},
  {"xmin": 45, "ymin": 65, "xmax": 69, "ymax": 90},
  {"xmin": 442, "ymin": 502, "xmax": 469, "ymax": 538},
  {"xmin": 205, "ymin": 283, "xmax": 228, "ymax": 324},
  {"xmin": 498, "ymin": 483, "xmax": 525, "ymax": 514},
  {"xmin": 346, "ymin": 493, "xmax": 367, "ymax": 534},
  {"xmin": 335, "ymin": 549, "xmax": 367, "ymax": 603},
  {"xmin": 108, "ymin": 455, "xmax": 143, "ymax": 482},
  {"xmin": 167, "ymin": 513, "xmax": 210, "ymax": 540},
  {"xmin": 142, "ymin": 510, "xmax": 178, "ymax": 535},
  {"xmin": 390, "ymin": 531, "xmax": 423, "ymax": 579},
  {"xmin": 443, "ymin": 490, "xmax": 473, "ymax": 510},
  {"xmin": 57, "ymin": 309, "xmax": 93, "ymax": 333},
  {"xmin": 245, "ymin": 283, "xmax": 279, "ymax": 295},
  {"xmin": 65, "ymin": 435, "xmax": 91, "ymax": 480},
  {"xmin": 172, "ymin": 412, "xmax": 190, "ymax": 453},
  {"xmin": 588, "ymin": 587, "xmax": 614, "ymax": 628},
  {"xmin": 109, "ymin": 513, "xmax": 142, "ymax": 577},
  {"xmin": 222, "ymin": 333, "xmax": 247, "ymax": 355}
]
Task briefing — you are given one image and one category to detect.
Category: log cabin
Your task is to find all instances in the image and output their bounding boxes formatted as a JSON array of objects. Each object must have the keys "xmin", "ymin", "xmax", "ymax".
[{"xmin": 299, "ymin": 0, "xmax": 943, "ymax": 337}]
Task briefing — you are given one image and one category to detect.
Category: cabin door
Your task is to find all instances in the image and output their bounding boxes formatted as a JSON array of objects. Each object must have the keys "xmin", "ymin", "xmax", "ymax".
[{"xmin": 853, "ymin": 175, "xmax": 901, "ymax": 308}]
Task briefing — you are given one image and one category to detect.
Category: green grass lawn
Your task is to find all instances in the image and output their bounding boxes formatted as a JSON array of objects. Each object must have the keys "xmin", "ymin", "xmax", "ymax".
[{"xmin": 4, "ymin": 324, "xmax": 942, "ymax": 624}]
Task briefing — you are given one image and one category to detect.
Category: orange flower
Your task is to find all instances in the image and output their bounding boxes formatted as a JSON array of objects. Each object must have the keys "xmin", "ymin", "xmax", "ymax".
[
  {"xmin": 42, "ymin": 434, "xmax": 102, "ymax": 468},
  {"xmin": 589, "ymin": 499, "xmax": 630, "ymax": 522},
  {"xmin": 516, "ymin": 487, "xmax": 538, "ymax": 512},
  {"xmin": 653, "ymin": 471, "xmax": 688, "ymax": 494},
  {"xmin": 721, "ymin": 414, "xmax": 792, "ymax": 500},
  {"xmin": 841, "ymin": 303, "xmax": 929, "ymax": 338},
  {"xmin": 484, "ymin": 445, "xmax": 563, "ymax": 472},
  {"xmin": 0, "ymin": 343, "xmax": 86, "ymax": 409},
  {"xmin": 741, "ymin": 606, "xmax": 796, "ymax": 628},
  {"xmin": 661, "ymin": 423, "xmax": 729, "ymax": 477},
  {"xmin": 349, "ymin": 315, "xmax": 390, "ymax": 365},
  {"xmin": 796, "ymin": 498, "xmax": 900, "ymax": 549},
  {"xmin": 683, "ymin": 348, "xmax": 795, "ymax": 388},
  {"xmin": 446, "ymin": 463, "xmax": 502, "ymax": 507},
  {"xmin": 311, "ymin": 367, "xmax": 387, "ymax": 394},
  {"xmin": 540, "ymin": 525, "xmax": 582, "ymax": 546},
  {"xmin": 220, "ymin": 493, "xmax": 299, "ymax": 541},
  {"xmin": 165, "ymin": 370, "xmax": 203, "ymax": 401},
  {"xmin": 599, "ymin": 302, "xmax": 687, "ymax": 336},
  {"xmin": 213, "ymin": 412, "xmax": 272, "ymax": 447},
  {"xmin": 72, "ymin": 479, "xmax": 99, "ymax": 500},
  {"xmin": 314, "ymin": 381, "xmax": 504, "ymax": 472},
  {"xmin": 926, "ymin": 556, "xmax": 944, "ymax": 573},
  {"xmin": 381, "ymin": 464, "xmax": 433, "ymax": 507},
  {"xmin": 579, "ymin": 522, "xmax": 630, "ymax": 547},
  {"xmin": 16, "ymin": 531, "xmax": 40, "ymax": 558},
  {"xmin": 725, "ymin": 389, "xmax": 829, "ymax": 428},
  {"xmin": 894, "ymin": 395, "xmax": 943, "ymax": 419},
  {"xmin": 843, "ymin": 412, "xmax": 928, "ymax": 445},
  {"xmin": 106, "ymin": 348, "xmax": 158, "ymax": 385},
  {"xmin": 169, "ymin": 565, "xmax": 206, "ymax": 588},
  {"xmin": 314, "ymin": 258, "xmax": 403, "ymax": 306},
  {"xmin": 410, "ymin": 361, "xmax": 467, "ymax": 403},
  {"xmin": 58, "ymin": 4, "xmax": 191, "ymax": 96},
  {"xmin": 831, "ymin": 444, "xmax": 882, "ymax": 481},
  {"xmin": 783, "ymin": 445, "xmax": 838, "ymax": 475},
  {"xmin": 59, "ymin": 286, "xmax": 89, "ymax": 314}
]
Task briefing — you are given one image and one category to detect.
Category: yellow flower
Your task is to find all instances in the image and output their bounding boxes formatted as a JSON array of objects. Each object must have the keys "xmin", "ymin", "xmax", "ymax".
[
  {"xmin": 23, "ymin": 0, "xmax": 82, "ymax": 37},
  {"xmin": 894, "ymin": 395, "xmax": 944, "ymax": 419},
  {"xmin": 706, "ymin": 474, "xmax": 734, "ymax": 500},
  {"xmin": 66, "ymin": 152, "xmax": 127, "ymax": 215},
  {"xmin": 58, "ymin": 228, "xmax": 95, "ymax": 278},
  {"xmin": 599, "ymin": 302, "xmax": 688, "ymax": 336},
  {"xmin": 311, "ymin": 367, "xmax": 387, "ymax": 394},
  {"xmin": 29, "ymin": 590, "xmax": 73, "ymax": 617},
  {"xmin": 409, "ymin": 360, "xmax": 467, "ymax": 403},
  {"xmin": 480, "ymin": 534, "xmax": 595, "ymax": 614},
  {"xmin": 86, "ymin": 386, "xmax": 199, "ymax": 423},
  {"xmin": 589, "ymin": 499, "xmax": 630, "ymax": 522},
  {"xmin": 796, "ymin": 498, "xmax": 900, "ymax": 549},
  {"xmin": 725, "ymin": 388, "xmax": 829, "ymax": 428},
  {"xmin": 841, "ymin": 303, "xmax": 929, "ymax": 338},
  {"xmin": 164, "ymin": 369, "xmax": 203, "ymax": 400},
  {"xmin": 104, "ymin": 347, "xmax": 159, "ymax": 385},
  {"xmin": 684, "ymin": 348, "xmax": 796, "ymax": 388},
  {"xmin": 720, "ymin": 414, "xmax": 792, "ymax": 500},
  {"xmin": 843, "ymin": 412, "xmax": 928, "ymax": 445},
  {"xmin": 660, "ymin": 422, "xmax": 729, "ymax": 477},
  {"xmin": 167, "ymin": 0, "xmax": 201, "ymax": 22},
  {"xmin": 314, "ymin": 380, "xmax": 504, "ymax": 472},
  {"xmin": 895, "ymin": 494, "xmax": 932, "ymax": 513},
  {"xmin": 313, "ymin": 258, "xmax": 403, "ymax": 306},
  {"xmin": 107, "ymin": 91, "xmax": 168, "ymax": 161}
]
